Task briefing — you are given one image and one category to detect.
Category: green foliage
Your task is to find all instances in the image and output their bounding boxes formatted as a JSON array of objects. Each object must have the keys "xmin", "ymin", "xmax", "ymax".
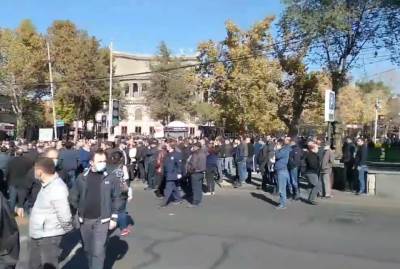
[
  {"xmin": 281, "ymin": 0, "xmax": 400, "ymax": 91},
  {"xmin": 356, "ymin": 80, "xmax": 392, "ymax": 95},
  {"xmin": 47, "ymin": 20, "xmax": 109, "ymax": 123},
  {"xmin": 192, "ymin": 102, "xmax": 221, "ymax": 124},
  {"xmin": 196, "ymin": 17, "xmax": 284, "ymax": 134},
  {"xmin": 55, "ymin": 100, "xmax": 76, "ymax": 124},
  {"xmin": 145, "ymin": 41, "xmax": 194, "ymax": 124},
  {"xmin": 274, "ymin": 30, "xmax": 325, "ymax": 135},
  {"xmin": 0, "ymin": 19, "xmax": 47, "ymax": 137}
]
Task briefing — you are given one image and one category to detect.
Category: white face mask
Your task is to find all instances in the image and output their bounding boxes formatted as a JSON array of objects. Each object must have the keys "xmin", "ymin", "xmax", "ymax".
[{"xmin": 95, "ymin": 162, "xmax": 107, "ymax": 172}]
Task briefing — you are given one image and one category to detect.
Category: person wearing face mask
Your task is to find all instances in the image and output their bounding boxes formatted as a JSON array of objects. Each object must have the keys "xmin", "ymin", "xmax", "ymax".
[
  {"xmin": 25, "ymin": 148, "xmax": 68, "ymax": 213},
  {"xmin": 28, "ymin": 157, "xmax": 72, "ymax": 269},
  {"xmin": 68, "ymin": 149, "xmax": 122, "ymax": 269}
]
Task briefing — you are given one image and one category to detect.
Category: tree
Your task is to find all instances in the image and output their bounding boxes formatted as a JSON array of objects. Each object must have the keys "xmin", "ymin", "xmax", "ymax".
[
  {"xmin": 337, "ymin": 85, "xmax": 364, "ymax": 125},
  {"xmin": 145, "ymin": 42, "xmax": 193, "ymax": 125},
  {"xmin": 281, "ymin": 0, "xmax": 400, "ymax": 144},
  {"xmin": 274, "ymin": 30, "xmax": 324, "ymax": 135},
  {"xmin": 47, "ymin": 20, "xmax": 109, "ymax": 140},
  {"xmin": 356, "ymin": 80, "xmax": 392, "ymax": 95},
  {"xmin": 196, "ymin": 17, "xmax": 284, "ymax": 134},
  {"xmin": 338, "ymin": 82, "xmax": 392, "ymax": 128},
  {"xmin": 0, "ymin": 20, "xmax": 47, "ymax": 137},
  {"xmin": 281, "ymin": 0, "xmax": 400, "ymax": 93}
]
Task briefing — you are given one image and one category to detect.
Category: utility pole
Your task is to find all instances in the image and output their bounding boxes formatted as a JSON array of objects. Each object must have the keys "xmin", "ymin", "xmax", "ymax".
[
  {"xmin": 374, "ymin": 98, "xmax": 381, "ymax": 144},
  {"xmin": 108, "ymin": 42, "xmax": 113, "ymax": 141},
  {"xmin": 46, "ymin": 41, "xmax": 58, "ymax": 140}
]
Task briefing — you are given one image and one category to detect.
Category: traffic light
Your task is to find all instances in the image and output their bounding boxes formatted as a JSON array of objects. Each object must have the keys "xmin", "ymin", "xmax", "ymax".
[{"xmin": 112, "ymin": 99, "xmax": 120, "ymax": 126}]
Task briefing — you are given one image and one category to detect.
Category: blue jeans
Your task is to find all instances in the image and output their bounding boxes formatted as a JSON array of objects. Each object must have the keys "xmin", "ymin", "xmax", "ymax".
[
  {"xmin": 289, "ymin": 167, "xmax": 299, "ymax": 197},
  {"xmin": 277, "ymin": 170, "xmax": 290, "ymax": 207},
  {"xmin": 217, "ymin": 158, "xmax": 225, "ymax": 180},
  {"xmin": 237, "ymin": 160, "xmax": 247, "ymax": 183},
  {"xmin": 358, "ymin": 165, "xmax": 368, "ymax": 193},
  {"xmin": 67, "ymin": 170, "xmax": 76, "ymax": 189},
  {"xmin": 164, "ymin": 181, "xmax": 182, "ymax": 205},
  {"xmin": 118, "ymin": 199, "xmax": 128, "ymax": 230},
  {"xmin": 224, "ymin": 157, "xmax": 234, "ymax": 176}
]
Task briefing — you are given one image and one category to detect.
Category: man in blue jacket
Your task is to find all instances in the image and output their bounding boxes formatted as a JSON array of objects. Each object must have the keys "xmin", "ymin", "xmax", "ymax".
[
  {"xmin": 160, "ymin": 139, "xmax": 183, "ymax": 207},
  {"xmin": 274, "ymin": 137, "xmax": 292, "ymax": 209}
]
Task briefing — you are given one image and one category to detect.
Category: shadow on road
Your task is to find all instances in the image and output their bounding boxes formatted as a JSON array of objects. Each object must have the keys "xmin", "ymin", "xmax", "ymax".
[
  {"xmin": 104, "ymin": 236, "xmax": 129, "ymax": 269},
  {"xmin": 61, "ymin": 232, "xmax": 129, "ymax": 269},
  {"xmin": 250, "ymin": 192, "xmax": 279, "ymax": 206}
]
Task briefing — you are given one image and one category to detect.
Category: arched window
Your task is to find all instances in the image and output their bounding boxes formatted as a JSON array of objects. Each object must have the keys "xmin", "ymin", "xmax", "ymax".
[
  {"xmin": 135, "ymin": 108, "xmax": 143, "ymax": 121},
  {"xmin": 123, "ymin": 83, "xmax": 130, "ymax": 97},
  {"xmin": 132, "ymin": 83, "xmax": 139, "ymax": 97}
]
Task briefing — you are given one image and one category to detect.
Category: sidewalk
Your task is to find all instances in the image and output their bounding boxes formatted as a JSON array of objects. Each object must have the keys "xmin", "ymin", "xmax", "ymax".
[{"xmin": 212, "ymin": 173, "xmax": 400, "ymax": 210}]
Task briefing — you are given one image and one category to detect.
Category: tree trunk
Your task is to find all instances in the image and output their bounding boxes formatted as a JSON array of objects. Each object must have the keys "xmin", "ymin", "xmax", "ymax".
[
  {"xmin": 15, "ymin": 112, "xmax": 25, "ymax": 139},
  {"xmin": 73, "ymin": 119, "xmax": 79, "ymax": 143},
  {"xmin": 331, "ymin": 71, "xmax": 347, "ymax": 156},
  {"xmin": 287, "ymin": 120, "xmax": 299, "ymax": 137}
]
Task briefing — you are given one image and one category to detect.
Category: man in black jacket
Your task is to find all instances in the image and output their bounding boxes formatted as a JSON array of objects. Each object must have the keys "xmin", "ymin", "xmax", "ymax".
[
  {"xmin": 302, "ymin": 143, "xmax": 320, "ymax": 205},
  {"xmin": 7, "ymin": 149, "xmax": 34, "ymax": 213},
  {"xmin": 355, "ymin": 138, "xmax": 368, "ymax": 195},
  {"xmin": 187, "ymin": 142, "xmax": 207, "ymax": 207},
  {"xmin": 342, "ymin": 137, "xmax": 356, "ymax": 191},
  {"xmin": 69, "ymin": 149, "xmax": 122, "ymax": 269},
  {"xmin": 0, "ymin": 191, "xmax": 20, "ymax": 269},
  {"xmin": 288, "ymin": 139, "xmax": 302, "ymax": 200},
  {"xmin": 257, "ymin": 137, "xmax": 275, "ymax": 191}
]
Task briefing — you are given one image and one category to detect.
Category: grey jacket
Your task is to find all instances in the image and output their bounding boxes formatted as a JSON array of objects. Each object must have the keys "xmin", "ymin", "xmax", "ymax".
[
  {"xmin": 320, "ymin": 149, "xmax": 335, "ymax": 174},
  {"xmin": 29, "ymin": 176, "xmax": 72, "ymax": 239}
]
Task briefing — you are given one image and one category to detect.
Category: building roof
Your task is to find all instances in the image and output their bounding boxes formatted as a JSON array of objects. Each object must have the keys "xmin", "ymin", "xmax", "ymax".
[{"xmin": 113, "ymin": 51, "xmax": 197, "ymax": 62}]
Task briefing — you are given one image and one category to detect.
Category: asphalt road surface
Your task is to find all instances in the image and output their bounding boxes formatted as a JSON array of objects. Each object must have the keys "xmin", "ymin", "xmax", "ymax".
[{"xmin": 17, "ymin": 181, "xmax": 400, "ymax": 269}]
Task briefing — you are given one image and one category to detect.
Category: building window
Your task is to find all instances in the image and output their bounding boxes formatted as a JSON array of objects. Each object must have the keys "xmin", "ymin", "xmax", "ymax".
[
  {"xmin": 124, "ymin": 83, "xmax": 130, "ymax": 97},
  {"xmin": 149, "ymin": 126, "xmax": 155, "ymax": 134},
  {"xmin": 142, "ymin": 83, "xmax": 148, "ymax": 92},
  {"xmin": 134, "ymin": 108, "xmax": 142, "ymax": 121},
  {"xmin": 135, "ymin": 126, "xmax": 142, "ymax": 134},
  {"xmin": 121, "ymin": 126, "xmax": 128, "ymax": 135},
  {"xmin": 190, "ymin": 127, "xmax": 195, "ymax": 135},
  {"xmin": 133, "ymin": 83, "xmax": 139, "ymax": 97}
]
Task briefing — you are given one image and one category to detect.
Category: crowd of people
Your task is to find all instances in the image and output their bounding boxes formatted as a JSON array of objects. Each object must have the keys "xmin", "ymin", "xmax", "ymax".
[{"xmin": 0, "ymin": 134, "xmax": 369, "ymax": 269}]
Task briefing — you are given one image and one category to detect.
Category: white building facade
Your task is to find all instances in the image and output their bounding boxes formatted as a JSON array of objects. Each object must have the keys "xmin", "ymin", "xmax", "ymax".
[{"xmin": 112, "ymin": 51, "xmax": 201, "ymax": 137}]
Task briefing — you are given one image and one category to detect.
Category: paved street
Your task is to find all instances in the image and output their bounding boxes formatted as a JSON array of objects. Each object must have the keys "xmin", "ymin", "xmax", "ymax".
[{"xmin": 17, "ymin": 180, "xmax": 400, "ymax": 269}]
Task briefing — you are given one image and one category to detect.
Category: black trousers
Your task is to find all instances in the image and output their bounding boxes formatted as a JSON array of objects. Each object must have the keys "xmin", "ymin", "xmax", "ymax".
[
  {"xmin": 138, "ymin": 162, "xmax": 145, "ymax": 180},
  {"xmin": 205, "ymin": 167, "xmax": 218, "ymax": 193},
  {"xmin": 191, "ymin": 173, "xmax": 204, "ymax": 205},
  {"xmin": 28, "ymin": 236, "xmax": 62, "ymax": 269}
]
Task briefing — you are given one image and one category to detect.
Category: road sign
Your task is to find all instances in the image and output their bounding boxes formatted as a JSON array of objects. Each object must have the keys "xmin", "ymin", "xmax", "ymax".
[
  {"xmin": 39, "ymin": 128, "xmax": 53, "ymax": 141},
  {"xmin": 56, "ymin": 119, "xmax": 64, "ymax": 127},
  {"xmin": 325, "ymin": 90, "xmax": 335, "ymax": 122}
]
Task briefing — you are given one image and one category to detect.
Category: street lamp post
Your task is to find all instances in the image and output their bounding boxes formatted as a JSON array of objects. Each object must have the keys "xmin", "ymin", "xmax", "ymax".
[
  {"xmin": 107, "ymin": 42, "xmax": 113, "ymax": 141},
  {"xmin": 374, "ymin": 98, "xmax": 381, "ymax": 144}
]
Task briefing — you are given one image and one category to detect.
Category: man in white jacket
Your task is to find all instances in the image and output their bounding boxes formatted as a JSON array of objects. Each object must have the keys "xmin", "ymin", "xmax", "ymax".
[{"xmin": 28, "ymin": 157, "xmax": 72, "ymax": 269}]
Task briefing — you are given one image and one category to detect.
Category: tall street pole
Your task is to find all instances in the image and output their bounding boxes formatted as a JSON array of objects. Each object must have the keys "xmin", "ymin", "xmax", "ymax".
[
  {"xmin": 46, "ymin": 41, "xmax": 58, "ymax": 140},
  {"xmin": 374, "ymin": 98, "xmax": 379, "ymax": 144},
  {"xmin": 108, "ymin": 42, "xmax": 113, "ymax": 140}
]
